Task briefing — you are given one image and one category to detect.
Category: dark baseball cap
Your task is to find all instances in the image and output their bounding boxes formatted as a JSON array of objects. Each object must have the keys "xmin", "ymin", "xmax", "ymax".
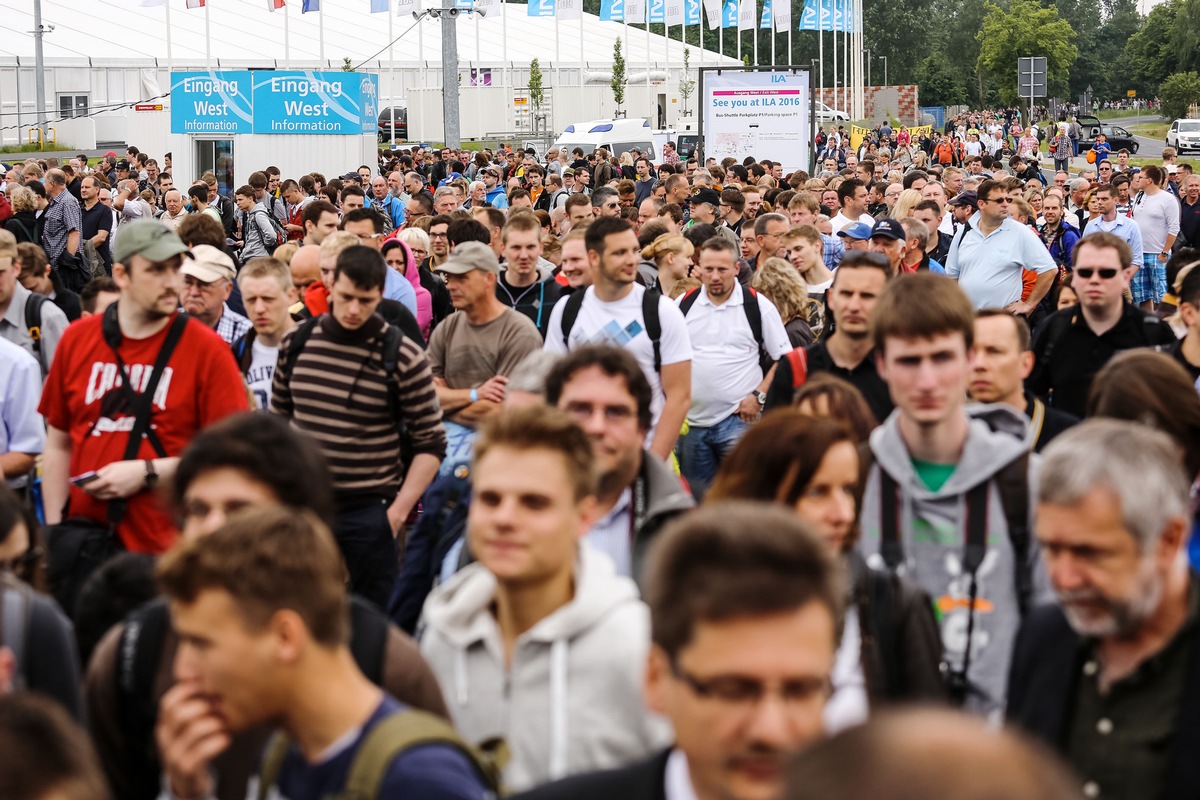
[
  {"xmin": 949, "ymin": 191, "xmax": 979, "ymax": 208},
  {"xmin": 691, "ymin": 187, "xmax": 721, "ymax": 206},
  {"xmin": 869, "ymin": 218, "xmax": 905, "ymax": 241},
  {"xmin": 115, "ymin": 159, "xmax": 131, "ymax": 171}
]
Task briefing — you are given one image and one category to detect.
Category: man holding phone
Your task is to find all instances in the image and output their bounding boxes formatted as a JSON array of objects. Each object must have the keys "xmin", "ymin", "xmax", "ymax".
[{"xmin": 39, "ymin": 220, "xmax": 250, "ymax": 555}]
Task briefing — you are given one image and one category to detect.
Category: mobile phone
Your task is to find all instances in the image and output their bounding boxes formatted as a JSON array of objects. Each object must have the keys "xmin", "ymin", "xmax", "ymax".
[{"xmin": 70, "ymin": 471, "xmax": 99, "ymax": 487}]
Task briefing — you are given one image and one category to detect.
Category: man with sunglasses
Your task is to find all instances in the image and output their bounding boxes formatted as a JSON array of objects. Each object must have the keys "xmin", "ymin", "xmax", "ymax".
[
  {"xmin": 946, "ymin": 179, "xmax": 1058, "ymax": 314},
  {"xmin": 1028, "ymin": 232, "xmax": 1175, "ymax": 418}
]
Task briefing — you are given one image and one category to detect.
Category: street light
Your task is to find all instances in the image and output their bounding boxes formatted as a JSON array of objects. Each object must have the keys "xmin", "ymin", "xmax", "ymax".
[
  {"xmin": 864, "ymin": 48, "xmax": 872, "ymax": 87},
  {"xmin": 413, "ymin": 5, "xmax": 487, "ymax": 148},
  {"xmin": 879, "ymin": 56, "xmax": 888, "ymax": 87}
]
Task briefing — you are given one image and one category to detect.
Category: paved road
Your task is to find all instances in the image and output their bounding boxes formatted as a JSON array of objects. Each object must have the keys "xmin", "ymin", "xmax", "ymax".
[{"xmin": 1100, "ymin": 113, "xmax": 1168, "ymax": 158}]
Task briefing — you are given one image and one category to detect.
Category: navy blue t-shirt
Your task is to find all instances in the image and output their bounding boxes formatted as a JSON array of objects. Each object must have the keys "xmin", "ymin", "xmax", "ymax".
[{"xmin": 273, "ymin": 695, "xmax": 487, "ymax": 800}]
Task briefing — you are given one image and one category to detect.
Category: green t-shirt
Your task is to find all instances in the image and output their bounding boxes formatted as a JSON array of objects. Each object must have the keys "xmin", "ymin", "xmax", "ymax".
[{"xmin": 912, "ymin": 457, "xmax": 956, "ymax": 492}]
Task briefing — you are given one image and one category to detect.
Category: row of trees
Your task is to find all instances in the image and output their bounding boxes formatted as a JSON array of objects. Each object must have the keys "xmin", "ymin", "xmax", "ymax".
[{"xmin": 565, "ymin": 0, "xmax": 1200, "ymax": 112}]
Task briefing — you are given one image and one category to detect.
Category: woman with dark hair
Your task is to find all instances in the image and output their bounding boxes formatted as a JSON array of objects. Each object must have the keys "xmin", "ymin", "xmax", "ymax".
[
  {"xmin": 791, "ymin": 373, "xmax": 879, "ymax": 443},
  {"xmin": 707, "ymin": 411, "xmax": 945, "ymax": 730},
  {"xmin": 1087, "ymin": 350, "xmax": 1200, "ymax": 567}
]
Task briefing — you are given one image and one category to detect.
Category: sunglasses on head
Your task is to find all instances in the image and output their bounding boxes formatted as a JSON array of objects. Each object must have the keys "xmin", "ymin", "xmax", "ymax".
[{"xmin": 1075, "ymin": 267, "xmax": 1119, "ymax": 279}]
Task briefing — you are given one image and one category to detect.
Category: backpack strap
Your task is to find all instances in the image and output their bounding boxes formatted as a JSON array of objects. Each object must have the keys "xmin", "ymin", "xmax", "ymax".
[
  {"xmin": 678, "ymin": 287, "xmax": 701, "ymax": 316},
  {"xmin": 117, "ymin": 598, "xmax": 173, "ymax": 800},
  {"xmin": 559, "ymin": 288, "xmax": 587, "ymax": 349},
  {"xmin": 994, "ymin": 451, "xmax": 1032, "ymax": 616},
  {"xmin": 1, "ymin": 582, "xmax": 31, "ymax": 691},
  {"xmin": 280, "ymin": 316, "xmax": 321, "ymax": 378},
  {"xmin": 785, "ymin": 347, "xmax": 809, "ymax": 389},
  {"xmin": 257, "ymin": 732, "xmax": 292, "ymax": 800},
  {"xmin": 348, "ymin": 596, "xmax": 389, "ymax": 686},
  {"xmin": 24, "ymin": 292, "xmax": 48, "ymax": 356},
  {"xmin": 1036, "ymin": 310, "xmax": 1076, "ymax": 376},
  {"xmin": 340, "ymin": 711, "xmax": 505, "ymax": 799},
  {"xmin": 232, "ymin": 328, "xmax": 257, "ymax": 376},
  {"xmin": 641, "ymin": 288, "xmax": 662, "ymax": 373},
  {"xmin": 740, "ymin": 285, "xmax": 769, "ymax": 371}
]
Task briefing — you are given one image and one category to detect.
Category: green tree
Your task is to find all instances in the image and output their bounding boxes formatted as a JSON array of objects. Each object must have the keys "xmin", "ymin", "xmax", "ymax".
[
  {"xmin": 976, "ymin": 0, "xmax": 1078, "ymax": 104},
  {"xmin": 529, "ymin": 58, "xmax": 545, "ymax": 112},
  {"xmin": 612, "ymin": 38, "xmax": 627, "ymax": 113},
  {"xmin": 679, "ymin": 48, "xmax": 697, "ymax": 115},
  {"xmin": 1169, "ymin": 0, "xmax": 1200, "ymax": 75},
  {"xmin": 1159, "ymin": 72, "xmax": 1200, "ymax": 121},
  {"xmin": 1122, "ymin": 1, "xmax": 1179, "ymax": 95},
  {"xmin": 913, "ymin": 53, "xmax": 968, "ymax": 107}
]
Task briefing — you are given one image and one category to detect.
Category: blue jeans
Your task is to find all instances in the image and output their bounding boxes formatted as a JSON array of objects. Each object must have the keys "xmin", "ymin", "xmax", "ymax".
[{"xmin": 677, "ymin": 414, "xmax": 750, "ymax": 501}]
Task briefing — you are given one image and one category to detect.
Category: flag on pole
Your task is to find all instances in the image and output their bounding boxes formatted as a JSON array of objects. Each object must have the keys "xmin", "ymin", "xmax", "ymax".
[
  {"xmin": 301, "ymin": 0, "xmax": 319, "ymax": 12},
  {"xmin": 397, "ymin": 0, "xmax": 419, "ymax": 14},
  {"xmin": 476, "ymin": 0, "xmax": 500, "ymax": 16},
  {"xmin": 558, "ymin": 0, "xmax": 582, "ymax": 20},
  {"xmin": 685, "ymin": 0, "xmax": 701, "ymax": 24},
  {"xmin": 370, "ymin": 0, "xmax": 388, "ymax": 11},
  {"xmin": 600, "ymin": 0, "xmax": 625, "ymax": 20},
  {"xmin": 648, "ymin": 0, "xmax": 665, "ymax": 23},
  {"xmin": 702, "ymin": 0, "xmax": 721, "ymax": 27},
  {"xmin": 626, "ymin": 0, "xmax": 646, "ymax": 22},
  {"xmin": 737, "ymin": 0, "xmax": 753, "ymax": 30},
  {"xmin": 721, "ymin": 0, "xmax": 737, "ymax": 28},
  {"xmin": 760, "ymin": 0, "xmax": 771, "ymax": 28},
  {"xmin": 185, "ymin": 0, "xmax": 204, "ymax": 8},
  {"xmin": 665, "ymin": 0, "xmax": 684, "ymax": 25},
  {"xmin": 527, "ymin": 0, "xmax": 555, "ymax": 16},
  {"xmin": 268, "ymin": 0, "xmax": 286, "ymax": 9},
  {"xmin": 773, "ymin": 0, "xmax": 789, "ymax": 32}
]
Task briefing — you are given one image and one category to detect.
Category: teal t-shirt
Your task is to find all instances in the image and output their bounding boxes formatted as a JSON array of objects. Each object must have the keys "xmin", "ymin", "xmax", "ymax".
[{"xmin": 912, "ymin": 457, "xmax": 956, "ymax": 492}]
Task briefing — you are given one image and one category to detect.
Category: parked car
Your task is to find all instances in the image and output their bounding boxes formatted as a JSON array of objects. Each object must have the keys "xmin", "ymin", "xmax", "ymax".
[
  {"xmin": 1076, "ymin": 115, "xmax": 1139, "ymax": 154},
  {"xmin": 1166, "ymin": 119, "xmax": 1200, "ymax": 154},
  {"xmin": 377, "ymin": 106, "xmax": 407, "ymax": 143},
  {"xmin": 815, "ymin": 101, "xmax": 849, "ymax": 124}
]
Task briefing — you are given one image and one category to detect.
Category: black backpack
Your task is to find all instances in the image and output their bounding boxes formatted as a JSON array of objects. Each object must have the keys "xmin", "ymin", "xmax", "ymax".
[
  {"xmin": 116, "ymin": 596, "xmax": 390, "ymax": 800},
  {"xmin": 559, "ymin": 287, "xmax": 663, "ymax": 372},
  {"xmin": 678, "ymin": 284, "xmax": 774, "ymax": 374},
  {"xmin": 24, "ymin": 292, "xmax": 48, "ymax": 368}
]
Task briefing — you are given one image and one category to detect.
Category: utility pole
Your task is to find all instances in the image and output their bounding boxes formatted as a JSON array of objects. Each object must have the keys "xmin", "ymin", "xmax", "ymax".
[
  {"xmin": 879, "ymin": 55, "xmax": 887, "ymax": 87},
  {"xmin": 418, "ymin": 5, "xmax": 486, "ymax": 149},
  {"xmin": 33, "ymin": 0, "xmax": 49, "ymax": 143}
]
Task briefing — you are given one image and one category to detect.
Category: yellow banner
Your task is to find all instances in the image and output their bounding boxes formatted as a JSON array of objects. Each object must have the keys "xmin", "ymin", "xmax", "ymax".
[{"xmin": 849, "ymin": 124, "xmax": 933, "ymax": 151}]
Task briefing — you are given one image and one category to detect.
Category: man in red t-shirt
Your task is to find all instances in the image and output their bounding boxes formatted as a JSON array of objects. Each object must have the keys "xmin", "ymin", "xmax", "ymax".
[{"xmin": 39, "ymin": 219, "xmax": 250, "ymax": 553}]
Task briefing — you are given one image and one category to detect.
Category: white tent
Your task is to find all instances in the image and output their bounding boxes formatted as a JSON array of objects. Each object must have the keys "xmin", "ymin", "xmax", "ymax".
[{"xmin": 2, "ymin": 0, "xmax": 735, "ymax": 70}]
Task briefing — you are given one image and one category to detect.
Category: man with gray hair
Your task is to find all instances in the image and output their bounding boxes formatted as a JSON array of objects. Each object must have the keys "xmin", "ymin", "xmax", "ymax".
[
  {"xmin": 1007, "ymin": 419, "xmax": 1199, "ymax": 800},
  {"xmin": 40, "ymin": 169, "xmax": 82, "ymax": 272}
]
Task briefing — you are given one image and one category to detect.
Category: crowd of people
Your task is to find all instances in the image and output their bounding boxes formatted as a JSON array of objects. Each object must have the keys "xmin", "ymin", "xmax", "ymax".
[{"xmin": 0, "ymin": 113, "xmax": 1198, "ymax": 800}]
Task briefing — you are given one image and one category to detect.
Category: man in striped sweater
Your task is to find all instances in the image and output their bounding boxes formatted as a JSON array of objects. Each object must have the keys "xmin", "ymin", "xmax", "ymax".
[{"xmin": 271, "ymin": 245, "xmax": 446, "ymax": 609}]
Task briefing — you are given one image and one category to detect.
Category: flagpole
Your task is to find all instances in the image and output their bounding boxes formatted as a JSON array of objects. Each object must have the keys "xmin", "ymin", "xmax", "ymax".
[
  {"xmin": 319, "ymin": 3, "xmax": 325, "ymax": 64},
  {"xmin": 832, "ymin": 0, "xmax": 837, "ymax": 113},
  {"xmin": 205, "ymin": 0, "xmax": 212, "ymax": 68},
  {"xmin": 579, "ymin": 14, "xmax": 584, "ymax": 88},
  {"xmin": 787, "ymin": 0, "xmax": 791, "ymax": 67},
  {"xmin": 389, "ymin": 2, "xmax": 396, "ymax": 144},
  {"xmin": 284, "ymin": 0, "xmax": 291, "ymax": 69},
  {"xmin": 165, "ymin": 0, "xmax": 173, "ymax": 76}
]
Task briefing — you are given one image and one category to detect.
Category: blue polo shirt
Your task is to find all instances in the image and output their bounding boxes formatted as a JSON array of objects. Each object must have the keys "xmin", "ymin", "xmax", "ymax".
[{"xmin": 946, "ymin": 215, "xmax": 1058, "ymax": 308}]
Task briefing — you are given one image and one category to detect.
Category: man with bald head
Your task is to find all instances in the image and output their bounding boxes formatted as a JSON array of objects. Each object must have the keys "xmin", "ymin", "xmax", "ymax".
[
  {"xmin": 786, "ymin": 709, "xmax": 1080, "ymax": 800},
  {"xmin": 289, "ymin": 244, "xmax": 322, "ymax": 296}
]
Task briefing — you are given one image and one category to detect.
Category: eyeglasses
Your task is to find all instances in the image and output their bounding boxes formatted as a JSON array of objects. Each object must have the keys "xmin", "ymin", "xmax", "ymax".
[
  {"xmin": 1075, "ymin": 267, "xmax": 1120, "ymax": 279},
  {"xmin": 429, "ymin": 231, "xmax": 449, "ymax": 239},
  {"xmin": 985, "ymin": 196, "xmax": 1012, "ymax": 205},
  {"xmin": 670, "ymin": 660, "xmax": 831, "ymax": 717}
]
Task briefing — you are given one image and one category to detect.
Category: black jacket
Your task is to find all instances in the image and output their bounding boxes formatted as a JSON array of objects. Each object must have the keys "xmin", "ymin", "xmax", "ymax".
[
  {"xmin": 512, "ymin": 750, "xmax": 670, "ymax": 800},
  {"xmin": 1006, "ymin": 597, "xmax": 1200, "ymax": 800}
]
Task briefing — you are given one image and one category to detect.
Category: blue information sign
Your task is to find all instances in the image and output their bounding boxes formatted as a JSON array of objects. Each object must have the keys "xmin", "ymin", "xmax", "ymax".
[
  {"xmin": 170, "ymin": 72, "xmax": 254, "ymax": 134},
  {"xmin": 170, "ymin": 71, "xmax": 379, "ymax": 136}
]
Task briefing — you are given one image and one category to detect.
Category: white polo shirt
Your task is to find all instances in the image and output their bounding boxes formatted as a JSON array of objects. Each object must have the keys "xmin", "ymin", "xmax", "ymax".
[{"xmin": 679, "ymin": 287, "xmax": 792, "ymax": 427}]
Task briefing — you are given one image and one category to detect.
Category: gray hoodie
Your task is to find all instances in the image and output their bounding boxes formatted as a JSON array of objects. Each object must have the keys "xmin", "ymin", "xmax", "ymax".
[
  {"xmin": 856, "ymin": 403, "xmax": 1051, "ymax": 720},
  {"xmin": 419, "ymin": 546, "xmax": 671, "ymax": 793}
]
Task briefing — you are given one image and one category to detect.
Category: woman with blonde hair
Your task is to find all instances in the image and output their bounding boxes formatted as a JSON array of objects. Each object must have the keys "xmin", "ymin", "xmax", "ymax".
[
  {"xmin": 910, "ymin": 149, "xmax": 928, "ymax": 170},
  {"xmin": 752, "ymin": 257, "xmax": 816, "ymax": 347},
  {"xmin": 641, "ymin": 233, "xmax": 694, "ymax": 296},
  {"xmin": 891, "ymin": 188, "xmax": 924, "ymax": 220}
]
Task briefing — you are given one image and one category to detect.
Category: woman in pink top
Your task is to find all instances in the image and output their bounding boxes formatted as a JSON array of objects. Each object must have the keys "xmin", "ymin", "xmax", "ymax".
[{"xmin": 382, "ymin": 238, "xmax": 433, "ymax": 341}]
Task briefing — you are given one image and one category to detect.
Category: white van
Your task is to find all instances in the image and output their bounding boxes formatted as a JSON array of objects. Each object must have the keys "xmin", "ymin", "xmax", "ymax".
[{"xmin": 553, "ymin": 118, "xmax": 659, "ymax": 162}]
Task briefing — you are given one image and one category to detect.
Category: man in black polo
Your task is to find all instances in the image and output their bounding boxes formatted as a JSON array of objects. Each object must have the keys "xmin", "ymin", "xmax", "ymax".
[
  {"xmin": 764, "ymin": 251, "xmax": 893, "ymax": 421},
  {"xmin": 1027, "ymin": 232, "xmax": 1175, "ymax": 418}
]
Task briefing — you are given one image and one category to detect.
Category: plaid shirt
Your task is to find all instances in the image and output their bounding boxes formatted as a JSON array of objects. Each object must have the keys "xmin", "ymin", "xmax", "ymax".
[
  {"xmin": 42, "ymin": 190, "xmax": 82, "ymax": 268},
  {"xmin": 822, "ymin": 233, "xmax": 845, "ymax": 271},
  {"xmin": 213, "ymin": 304, "xmax": 252, "ymax": 345}
]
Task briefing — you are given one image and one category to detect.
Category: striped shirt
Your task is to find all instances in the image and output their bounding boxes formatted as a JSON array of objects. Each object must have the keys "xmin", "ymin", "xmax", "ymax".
[
  {"xmin": 270, "ymin": 314, "xmax": 446, "ymax": 498},
  {"xmin": 42, "ymin": 189, "xmax": 82, "ymax": 268}
]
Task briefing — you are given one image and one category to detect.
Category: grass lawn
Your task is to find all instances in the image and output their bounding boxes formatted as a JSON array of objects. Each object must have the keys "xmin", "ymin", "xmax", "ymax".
[
  {"xmin": 1131, "ymin": 122, "xmax": 1169, "ymax": 140},
  {"xmin": 1097, "ymin": 108, "xmax": 1151, "ymax": 120}
]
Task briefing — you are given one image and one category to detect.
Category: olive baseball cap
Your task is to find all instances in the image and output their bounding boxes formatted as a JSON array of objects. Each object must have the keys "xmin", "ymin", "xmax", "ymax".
[
  {"xmin": 113, "ymin": 219, "xmax": 191, "ymax": 264},
  {"xmin": 435, "ymin": 241, "xmax": 502, "ymax": 275}
]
